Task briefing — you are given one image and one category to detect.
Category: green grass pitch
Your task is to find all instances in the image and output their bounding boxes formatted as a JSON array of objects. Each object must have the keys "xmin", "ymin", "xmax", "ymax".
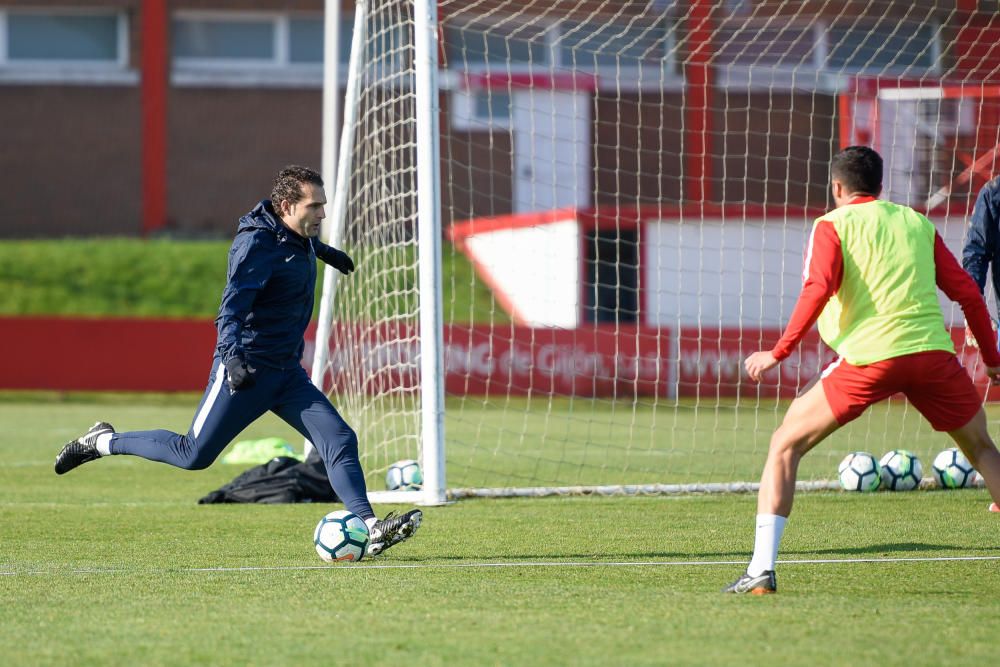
[{"xmin": 2, "ymin": 393, "xmax": 1000, "ymax": 666}]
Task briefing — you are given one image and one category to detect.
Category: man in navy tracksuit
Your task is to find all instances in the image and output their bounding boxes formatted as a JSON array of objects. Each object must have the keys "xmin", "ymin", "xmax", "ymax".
[
  {"xmin": 961, "ymin": 176, "xmax": 1000, "ymax": 514},
  {"xmin": 54, "ymin": 165, "xmax": 422, "ymax": 555},
  {"xmin": 963, "ymin": 176, "xmax": 1000, "ymax": 313}
]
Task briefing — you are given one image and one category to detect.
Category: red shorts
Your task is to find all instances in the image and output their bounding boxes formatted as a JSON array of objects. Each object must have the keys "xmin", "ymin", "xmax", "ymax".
[{"xmin": 820, "ymin": 350, "xmax": 982, "ymax": 432}]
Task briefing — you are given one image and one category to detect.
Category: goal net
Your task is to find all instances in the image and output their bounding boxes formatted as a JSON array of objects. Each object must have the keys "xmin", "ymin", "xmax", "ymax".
[
  {"xmin": 842, "ymin": 81, "xmax": 1000, "ymax": 212},
  {"xmin": 313, "ymin": 1, "xmax": 997, "ymax": 504}
]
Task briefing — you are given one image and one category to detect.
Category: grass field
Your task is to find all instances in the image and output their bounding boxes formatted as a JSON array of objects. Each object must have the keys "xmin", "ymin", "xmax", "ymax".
[{"xmin": 3, "ymin": 393, "xmax": 1000, "ymax": 666}]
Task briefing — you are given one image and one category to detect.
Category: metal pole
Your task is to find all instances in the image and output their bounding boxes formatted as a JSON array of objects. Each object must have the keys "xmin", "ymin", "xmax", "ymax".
[
  {"xmin": 140, "ymin": 0, "xmax": 168, "ymax": 235},
  {"xmin": 413, "ymin": 0, "xmax": 447, "ymax": 505}
]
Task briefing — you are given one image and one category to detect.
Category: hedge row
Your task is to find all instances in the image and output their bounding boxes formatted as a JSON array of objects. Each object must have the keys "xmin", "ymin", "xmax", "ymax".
[{"xmin": 0, "ymin": 239, "xmax": 503, "ymax": 323}]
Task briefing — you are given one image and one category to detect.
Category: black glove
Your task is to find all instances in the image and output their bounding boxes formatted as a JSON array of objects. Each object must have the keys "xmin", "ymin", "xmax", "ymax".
[
  {"xmin": 330, "ymin": 248, "xmax": 355, "ymax": 275},
  {"xmin": 225, "ymin": 356, "xmax": 256, "ymax": 392}
]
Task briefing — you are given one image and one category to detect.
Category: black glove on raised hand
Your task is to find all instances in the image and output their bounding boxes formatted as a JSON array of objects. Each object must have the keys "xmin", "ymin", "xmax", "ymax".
[
  {"xmin": 330, "ymin": 248, "xmax": 355, "ymax": 275},
  {"xmin": 225, "ymin": 356, "xmax": 256, "ymax": 392}
]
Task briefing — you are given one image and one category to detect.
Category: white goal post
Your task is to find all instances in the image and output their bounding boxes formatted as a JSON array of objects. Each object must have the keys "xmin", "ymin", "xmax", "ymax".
[
  {"xmin": 312, "ymin": 0, "xmax": 447, "ymax": 506},
  {"xmin": 311, "ymin": 1, "xmax": 993, "ymax": 504}
]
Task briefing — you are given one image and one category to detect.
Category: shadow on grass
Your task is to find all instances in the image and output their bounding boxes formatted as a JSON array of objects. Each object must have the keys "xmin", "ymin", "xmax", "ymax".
[
  {"xmin": 403, "ymin": 542, "xmax": 1000, "ymax": 563},
  {"xmin": 785, "ymin": 541, "xmax": 1000, "ymax": 556},
  {"xmin": 418, "ymin": 552, "xmax": 744, "ymax": 562}
]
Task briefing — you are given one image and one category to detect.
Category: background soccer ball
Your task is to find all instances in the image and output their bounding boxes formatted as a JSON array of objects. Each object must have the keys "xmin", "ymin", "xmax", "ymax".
[
  {"xmin": 314, "ymin": 510, "xmax": 369, "ymax": 562},
  {"xmin": 932, "ymin": 448, "xmax": 978, "ymax": 489},
  {"xmin": 838, "ymin": 452, "xmax": 881, "ymax": 492},
  {"xmin": 878, "ymin": 449, "xmax": 922, "ymax": 491},
  {"xmin": 386, "ymin": 459, "xmax": 423, "ymax": 491}
]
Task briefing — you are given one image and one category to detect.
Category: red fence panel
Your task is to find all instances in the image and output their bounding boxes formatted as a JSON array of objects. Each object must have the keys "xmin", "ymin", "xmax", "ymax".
[
  {"xmin": 0, "ymin": 317, "xmax": 215, "ymax": 391},
  {"xmin": 2, "ymin": 317, "xmax": 996, "ymax": 401}
]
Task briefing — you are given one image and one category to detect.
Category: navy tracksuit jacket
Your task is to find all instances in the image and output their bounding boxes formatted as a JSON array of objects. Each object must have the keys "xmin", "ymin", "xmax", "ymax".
[
  {"xmin": 963, "ymin": 176, "xmax": 1000, "ymax": 318},
  {"xmin": 108, "ymin": 201, "xmax": 374, "ymax": 519}
]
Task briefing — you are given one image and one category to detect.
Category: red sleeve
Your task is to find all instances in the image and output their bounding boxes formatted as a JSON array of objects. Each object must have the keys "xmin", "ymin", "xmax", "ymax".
[
  {"xmin": 771, "ymin": 221, "xmax": 842, "ymax": 361},
  {"xmin": 935, "ymin": 233, "xmax": 1000, "ymax": 367}
]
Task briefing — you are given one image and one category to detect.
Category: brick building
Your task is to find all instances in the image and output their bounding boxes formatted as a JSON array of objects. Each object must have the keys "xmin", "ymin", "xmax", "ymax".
[{"xmin": 0, "ymin": 1, "xmax": 992, "ymax": 237}]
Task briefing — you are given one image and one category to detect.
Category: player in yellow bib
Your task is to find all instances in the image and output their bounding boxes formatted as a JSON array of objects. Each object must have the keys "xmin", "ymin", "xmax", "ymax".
[{"xmin": 724, "ymin": 146, "xmax": 1000, "ymax": 594}]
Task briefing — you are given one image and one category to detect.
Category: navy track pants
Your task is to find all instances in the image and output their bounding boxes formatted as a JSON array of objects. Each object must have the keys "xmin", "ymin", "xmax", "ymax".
[{"xmin": 109, "ymin": 357, "xmax": 374, "ymax": 519}]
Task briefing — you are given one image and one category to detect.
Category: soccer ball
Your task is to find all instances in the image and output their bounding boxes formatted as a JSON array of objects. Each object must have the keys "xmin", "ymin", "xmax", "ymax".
[
  {"xmin": 838, "ymin": 452, "xmax": 881, "ymax": 492},
  {"xmin": 386, "ymin": 459, "xmax": 423, "ymax": 491},
  {"xmin": 932, "ymin": 448, "xmax": 978, "ymax": 489},
  {"xmin": 878, "ymin": 449, "xmax": 923, "ymax": 491},
  {"xmin": 314, "ymin": 510, "xmax": 369, "ymax": 562}
]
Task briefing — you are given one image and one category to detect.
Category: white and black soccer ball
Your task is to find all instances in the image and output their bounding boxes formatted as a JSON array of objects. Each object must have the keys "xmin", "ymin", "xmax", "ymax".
[
  {"xmin": 838, "ymin": 452, "xmax": 882, "ymax": 492},
  {"xmin": 314, "ymin": 510, "xmax": 369, "ymax": 562},
  {"xmin": 878, "ymin": 449, "xmax": 922, "ymax": 491},
  {"xmin": 932, "ymin": 448, "xmax": 978, "ymax": 489},
  {"xmin": 386, "ymin": 459, "xmax": 423, "ymax": 491}
]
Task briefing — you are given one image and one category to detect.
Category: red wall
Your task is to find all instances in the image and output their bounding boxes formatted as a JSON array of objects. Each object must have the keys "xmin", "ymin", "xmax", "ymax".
[
  {"xmin": 3, "ymin": 317, "xmax": 997, "ymax": 401},
  {"xmin": 1, "ymin": 317, "xmax": 216, "ymax": 392}
]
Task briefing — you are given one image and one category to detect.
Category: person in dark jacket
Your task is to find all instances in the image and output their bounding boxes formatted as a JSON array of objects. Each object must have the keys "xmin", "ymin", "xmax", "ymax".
[
  {"xmin": 962, "ymin": 176, "xmax": 1000, "ymax": 348},
  {"xmin": 54, "ymin": 165, "xmax": 421, "ymax": 557}
]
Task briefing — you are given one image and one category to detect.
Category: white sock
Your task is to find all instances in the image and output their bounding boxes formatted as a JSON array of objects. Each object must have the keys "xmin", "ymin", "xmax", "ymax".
[
  {"xmin": 95, "ymin": 433, "xmax": 113, "ymax": 457},
  {"xmin": 365, "ymin": 517, "xmax": 378, "ymax": 532},
  {"xmin": 747, "ymin": 514, "xmax": 787, "ymax": 576}
]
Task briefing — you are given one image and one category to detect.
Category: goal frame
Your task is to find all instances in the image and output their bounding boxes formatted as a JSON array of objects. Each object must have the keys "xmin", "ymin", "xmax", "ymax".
[
  {"xmin": 311, "ymin": 0, "xmax": 447, "ymax": 506},
  {"xmin": 309, "ymin": 3, "xmax": 994, "ymax": 504}
]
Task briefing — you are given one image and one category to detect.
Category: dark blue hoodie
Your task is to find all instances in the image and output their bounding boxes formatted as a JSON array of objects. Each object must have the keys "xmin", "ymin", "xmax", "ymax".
[
  {"xmin": 215, "ymin": 200, "xmax": 344, "ymax": 370},
  {"xmin": 963, "ymin": 176, "xmax": 1000, "ymax": 314}
]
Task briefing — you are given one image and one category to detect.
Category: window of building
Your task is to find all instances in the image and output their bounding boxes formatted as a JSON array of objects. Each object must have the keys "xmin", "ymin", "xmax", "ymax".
[
  {"xmin": 172, "ymin": 12, "xmax": 408, "ymax": 87},
  {"xmin": 172, "ymin": 12, "xmax": 326, "ymax": 86},
  {"xmin": 825, "ymin": 21, "xmax": 938, "ymax": 73},
  {"xmin": 447, "ymin": 16, "xmax": 680, "ymax": 129},
  {"xmin": 723, "ymin": 0, "xmax": 755, "ymax": 15},
  {"xmin": 0, "ymin": 8, "xmax": 132, "ymax": 83},
  {"xmin": 444, "ymin": 20, "xmax": 551, "ymax": 68},
  {"xmin": 583, "ymin": 228, "xmax": 640, "ymax": 325},
  {"xmin": 714, "ymin": 17, "xmax": 940, "ymax": 91},
  {"xmin": 10, "ymin": 13, "xmax": 119, "ymax": 61},
  {"xmin": 289, "ymin": 17, "xmax": 324, "ymax": 64},
  {"xmin": 715, "ymin": 22, "xmax": 816, "ymax": 69},
  {"xmin": 173, "ymin": 16, "xmax": 276, "ymax": 63},
  {"xmin": 444, "ymin": 17, "xmax": 679, "ymax": 88},
  {"xmin": 451, "ymin": 89, "xmax": 513, "ymax": 131},
  {"xmin": 556, "ymin": 19, "xmax": 672, "ymax": 72},
  {"xmin": 474, "ymin": 91, "xmax": 512, "ymax": 121}
]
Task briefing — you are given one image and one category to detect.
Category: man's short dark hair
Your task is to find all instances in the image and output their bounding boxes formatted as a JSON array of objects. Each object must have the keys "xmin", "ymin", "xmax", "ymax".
[
  {"xmin": 271, "ymin": 165, "xmax": 323, "ymax": 207},
  {"xmin": 831, "ymin": 146, "xmax": 882, "ymax": 196}
]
